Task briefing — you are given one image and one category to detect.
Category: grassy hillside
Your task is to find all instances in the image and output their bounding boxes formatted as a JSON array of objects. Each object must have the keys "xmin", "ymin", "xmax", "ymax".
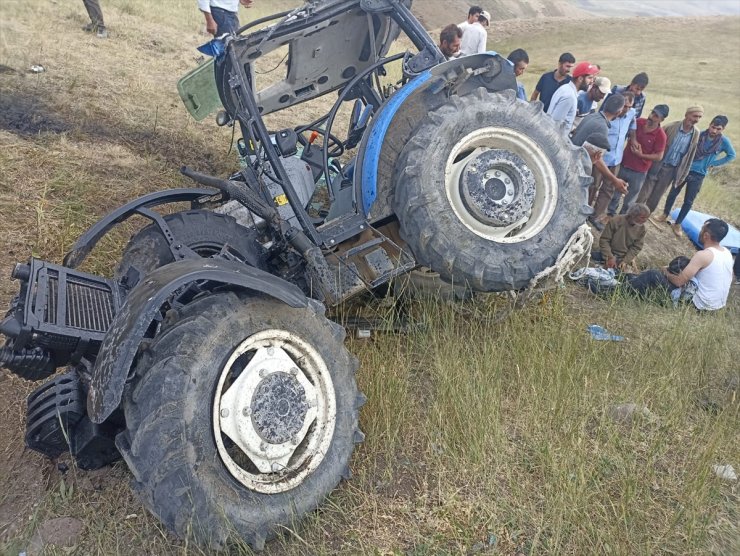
[{"xmin": 0, "ymin": 1, "xmax": 738, "ymax": 555}]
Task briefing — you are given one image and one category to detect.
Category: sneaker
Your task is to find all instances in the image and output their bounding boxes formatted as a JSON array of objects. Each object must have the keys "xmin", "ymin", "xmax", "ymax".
[
  {"xmin": 82, "ymin": 23, "xmax": 95, "ymax": 32},
  {"xmin": 653, "ymin": 213, "xmax": 668, "ymax": 223},
  {"xmin": 96, "ymin": 28, "xmax": 109, "ymax": 39},
  {"xmin": 672, "ymin": 223, "xmax": 683, "ymax": 238}
]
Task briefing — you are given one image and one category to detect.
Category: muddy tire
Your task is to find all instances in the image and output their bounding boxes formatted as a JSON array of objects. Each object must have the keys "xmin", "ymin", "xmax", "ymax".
[
  {"xmin": 115, "ymin": 292, "xmax": 362, "ymax": 550},
  {"xmin": 393, "ymin": 88, "xmax": 591, "ymax": 291},
  {"xmin": 114, "ymin": 210, "xmax": 263, "ymax": 282},
  {"xmin": 403, "ymin": 267, "xmax": 472, "ymax": 301}
]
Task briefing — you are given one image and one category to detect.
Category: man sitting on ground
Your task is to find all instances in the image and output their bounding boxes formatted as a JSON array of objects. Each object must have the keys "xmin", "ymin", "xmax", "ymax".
[
  {"xmin": 439, "ymin": 24, "xmax": 463, "ymax": 61},
  {"xmin": 663, "ymin": 218, "xmax": 733, "ymax": 311},
  {"xmin": 591, "ymin": 203, "xmax": 650, "ymax": 270}
]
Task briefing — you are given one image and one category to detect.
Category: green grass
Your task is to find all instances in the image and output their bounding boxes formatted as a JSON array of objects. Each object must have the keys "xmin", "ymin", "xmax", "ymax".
[{"xmin": 0, "ymin": 1, "xmax": 738, "ymax": 555}]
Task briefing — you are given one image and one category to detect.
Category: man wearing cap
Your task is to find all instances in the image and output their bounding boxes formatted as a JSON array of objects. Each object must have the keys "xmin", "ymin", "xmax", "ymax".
[
  {"xmin": 547, "ymin": 61, "xmax": 599, "ymax": 133},
  {"xmin": 531, "ymin": 53, "xmax": 575, "ymax": 112},
  {"xmin": 607, "ymin": 104, "xmax": 668, "ymax": 216},
  {"xmin": 658, "ymin": 116, "xmax": 736, "ymax": 237},
  {"xmin": 590, "ymin": 92, "xmax": 637, "ymax": 229},
  {"xmin": 458, "ymin": 5, "xmax": 483, "ymax": 34},
  {"xmin": 574, "ymin": 76, "xmax": 611, "ymax": 128},
  {"xmin": 459, "ymin": 10, "xmax": 490, "ymax": 56},
  {"xmin": 637, "ymin": 106, "xmax": 704, "ymax": 213},
  {"xmin": 439, "ymin": 24, "xmax": 463, "ymax": 61}
]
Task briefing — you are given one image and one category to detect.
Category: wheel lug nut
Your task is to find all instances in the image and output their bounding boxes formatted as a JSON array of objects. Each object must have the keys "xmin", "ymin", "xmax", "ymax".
[
  {"xmin": 267, "ymin": 347, "xmax": 275, "ymax": 356},
  {"xmin": 290, "ymin": 367, "xmax": 299, "ymax": 376},
  {"xmin": 242, "ymin": 407, "xmax": 251, "ymax": 417},
  {"xmin": 291, "ymin": 435, "xmax": 299, "ymax": 445},
  {"xmin": 260, "ymin": 441, "xmax": 267, "ymax": 452},
  {"xmin": 259, "ymin": 369, "xmax": 268, "ymax": 378},
  {"xmin": 220, "ymin": 408, "xmax": 230, "ymax": 418}
]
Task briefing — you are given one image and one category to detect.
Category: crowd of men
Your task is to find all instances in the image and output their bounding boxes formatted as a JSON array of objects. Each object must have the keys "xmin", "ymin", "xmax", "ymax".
[{"xmin": 442, "ymin": 5, "xmax": 737, "ymax": 311}]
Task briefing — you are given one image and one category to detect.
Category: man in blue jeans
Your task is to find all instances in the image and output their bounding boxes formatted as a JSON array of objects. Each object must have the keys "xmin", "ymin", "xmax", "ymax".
[
  {"xmin": 198, "ymin": 0, "xmax": 254, "ymax": 36},
  {"xmin": 658, "ymin": 115, "xmax": 736, "ymax": 237}
]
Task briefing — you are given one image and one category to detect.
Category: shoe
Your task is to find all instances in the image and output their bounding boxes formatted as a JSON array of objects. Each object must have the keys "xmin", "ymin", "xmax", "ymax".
[
  {"xmin": 653, "ymin": 213, "xmax": 668, "ymax": 223},
  {"xmin": 672, "ymin": 223, "xmax": 683, "ymax": 238},
  {"xmin": 735, "ymin": 277, "xmax": 740, "ymax": 285},
  {"xmin": 96, "ymin": 28, "xmax": 109, "ymax": 39},
  {"xmin": 82, "ymin": 23, "xmax": 95, "ymax": 32}
]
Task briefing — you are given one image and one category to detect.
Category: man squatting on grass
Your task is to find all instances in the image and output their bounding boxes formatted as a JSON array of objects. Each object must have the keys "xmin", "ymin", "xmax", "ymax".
[
  {"xmin": 590, "ymin": 203, "xmax": 649, "ymax": 270},
  {"xmin": 656, "ymin": 116, "xmax": 736, "ymax": 237},
  {"xmin": 198, "ymin": 0, "xmax": 254, "ymax": 37}
]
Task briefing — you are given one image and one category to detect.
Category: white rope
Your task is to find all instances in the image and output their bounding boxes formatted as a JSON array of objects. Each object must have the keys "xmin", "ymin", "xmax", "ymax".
[{"xmin": 527, "ymin": 222, "xmax": 594, "ymax": 291}]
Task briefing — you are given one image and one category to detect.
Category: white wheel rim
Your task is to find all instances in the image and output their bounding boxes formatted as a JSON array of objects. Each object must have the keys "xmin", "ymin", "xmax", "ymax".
[
  {"xmin": 213, "ymin": 329, "xmax": 336, "ymax": 494},
  {"xmin": 444, "ymin": 127, "xmax": 558, "ymax": 243}
]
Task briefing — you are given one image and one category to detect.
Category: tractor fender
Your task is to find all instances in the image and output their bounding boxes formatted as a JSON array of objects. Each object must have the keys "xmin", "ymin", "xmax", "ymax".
[
  {"xmin": 87, "ymin": 257, "xmax": 308, "ymax": 424},
  {"xmin": 356, "ymin": 52, "xmax": 517, "ymax": 220},
  {"xmin": 64, "ymin": 188, "xmax": 219, "ymax": 269}
]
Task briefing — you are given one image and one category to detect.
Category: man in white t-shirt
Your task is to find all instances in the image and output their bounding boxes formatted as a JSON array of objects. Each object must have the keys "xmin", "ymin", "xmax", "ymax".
[
  {"xmin": 458, "ymin": 5, "xmax": 483, "ymax": 34},
  {"xmin": 663, "ymin": 218, "xmax": 733, "ymax": 310},
  {"xmin": 459, "ymin": 10, "xmax": 490, "ymax": 56}
]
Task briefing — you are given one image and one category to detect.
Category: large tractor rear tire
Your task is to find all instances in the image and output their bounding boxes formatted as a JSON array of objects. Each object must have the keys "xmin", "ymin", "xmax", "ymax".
[
  {"xmin": 116, "ymin": 292, "xmax": 363, "ymax": 550},
  {"xmin": 394, "ymin": 88, "xmax": 591, "ymax": 291}
]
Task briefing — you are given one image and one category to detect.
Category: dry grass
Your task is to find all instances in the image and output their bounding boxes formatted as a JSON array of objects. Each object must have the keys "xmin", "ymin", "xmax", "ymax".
[{"xmin": 0, "ymin": 1, "xmax": 738, "ymax": 555}]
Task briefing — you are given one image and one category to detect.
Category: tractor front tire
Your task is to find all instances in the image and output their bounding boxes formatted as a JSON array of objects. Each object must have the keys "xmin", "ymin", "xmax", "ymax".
[
  {"xmin": 394, "ymin": 88, "xmax": 591, "ymax": 291},
  {"xmin": 115, "ymin": 292, "xmax": 362, "ymax": 550}
]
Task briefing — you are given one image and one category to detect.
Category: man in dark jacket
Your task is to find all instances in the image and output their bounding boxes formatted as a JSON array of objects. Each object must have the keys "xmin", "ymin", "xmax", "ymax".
[{"xmin": 591, "ymin": 203, "xmax": 649, "ymax": 270}]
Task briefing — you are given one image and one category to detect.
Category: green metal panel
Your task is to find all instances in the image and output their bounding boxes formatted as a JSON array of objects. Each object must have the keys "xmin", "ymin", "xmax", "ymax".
[{"xmin": 177, "ymin": 59, "xmax": 222, "ymax": 121}]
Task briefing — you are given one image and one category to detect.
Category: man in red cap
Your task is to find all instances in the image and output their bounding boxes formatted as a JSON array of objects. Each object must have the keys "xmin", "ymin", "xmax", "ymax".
[{"xmin": 547, "ymin": 61, "xmax": 599, "ymax": 133}]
